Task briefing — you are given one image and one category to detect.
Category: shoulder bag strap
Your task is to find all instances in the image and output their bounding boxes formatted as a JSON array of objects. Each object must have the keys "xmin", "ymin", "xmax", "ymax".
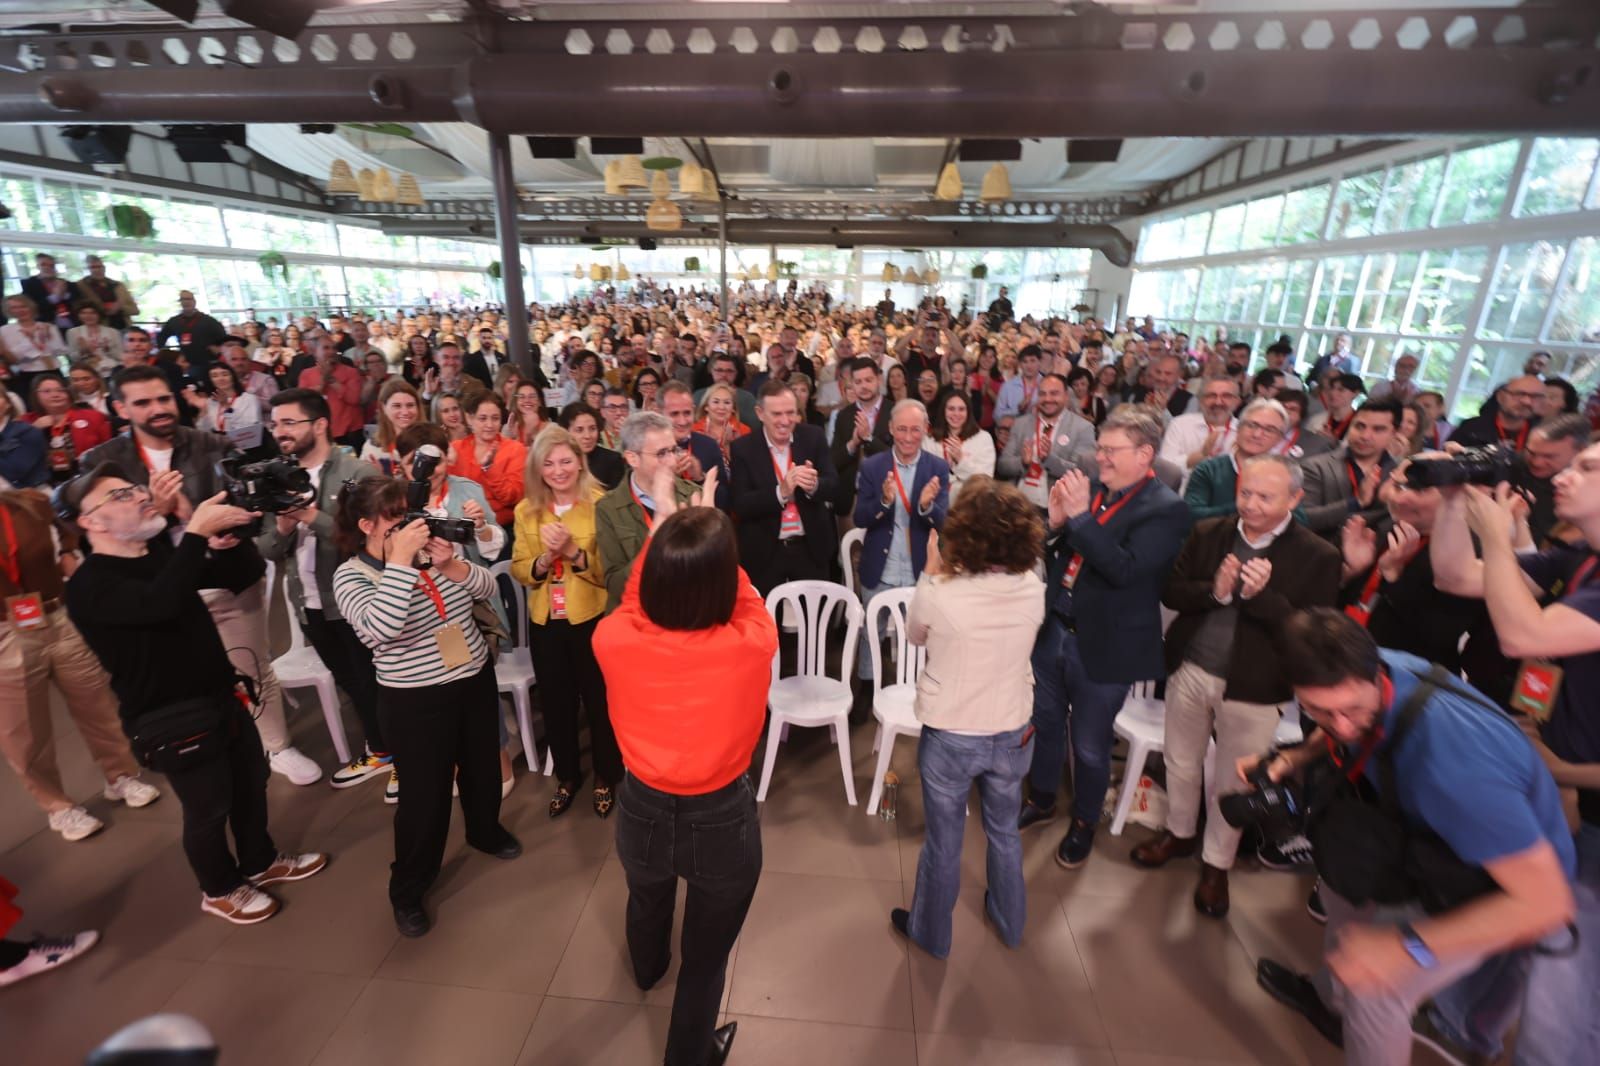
[{"xmin": 1376, "ymin": 670, "xmax": 1438, "ymax": 820}]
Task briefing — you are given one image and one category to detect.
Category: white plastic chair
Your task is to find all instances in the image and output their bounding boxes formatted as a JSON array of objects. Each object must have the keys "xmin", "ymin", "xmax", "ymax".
[
  {"xmin": 1108, "ymin": 680, "xmax": 1163, "ymax": 836},
  {"xmin": 265, "ymin": 562, "xmax": 352, "ymax": 765},
  {"xmin": 757, "ymin": 580, "xmax": 863, "ymax": 805},
  {"xmin": 863, "ymin": 587, "xmax": 925, "ymax": 816},
  {"xmin": 491, "ymin": 561, "xmax": 553, "ymax": 776},
  {"xmin": 838, "ymin": 527, "xmax": 865, "ymax": 598}
]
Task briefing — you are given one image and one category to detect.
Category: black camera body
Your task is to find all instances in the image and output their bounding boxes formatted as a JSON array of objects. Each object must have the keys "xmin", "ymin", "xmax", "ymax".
[
  {"xmin": 404, "ymin": 444, "xmax": 476, "ymax": 545},
  {"xmin": 218, "ymin": 455, "xmax": 315, "ymax": 535},
  {"xmin": 1406, "ymin": 444, "xmax": 1523, "ymax": 489},
  {"xmin": 1218, "ymin": 761, "xmax": 1307, "ymax": 839}
]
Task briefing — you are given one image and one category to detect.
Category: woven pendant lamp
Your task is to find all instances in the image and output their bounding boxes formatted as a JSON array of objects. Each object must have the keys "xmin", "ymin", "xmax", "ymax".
[
  {"xmin": 616, "ymin": 155, "xmax": 648, "ymax": 189},
  {"xmin": 395, "ymin": 173, "xmax": 425, "ymax": 206},
  {"xmin": 764, "ymin": 261, "xmax": 778, "ymax": 282},
  {"xmin": 650, "ymin": 170, "xmax": 672, "ymax": 199},
  {"xmin": 933, "ymin": 162, "xmax": 962, "ymax": 201},
  {"xmin": 693, "ymin": 166, "xmax": 718, "ymax": 201},
  {"xmin": 615, "ymin": 263, "xmax": 631, "ymax": 281},
  {"xmin": 589, "ymin": 263, "xmax": 605, "ymax": 281},
  {"xmin": 573, "ymin": 264, "xmax": 585, "ymax": 279},
  {"xmin": 603, "ymin": 160, "xmax": 624, "ymax": 195},
  {"xmin": 327, "ymin": 159, "xmax": 358, "ymax": 194},
  {"xmin": 882, "ymin": 263, "xmax": 900, "ymax": 283},
  {"xmin": 679, "ymin": 160, "xmax": 705, "ymax": 197},
  {"xmin": 924, "ymin": 268, "xmax": 941, "ymax": 285},
  {"xmin": 903, "ymin": 267, "xmax": 922, "ymax": 285},
  {"xmin": 646, "ymin": 198, "xmax": 683, "ymax": 232},
  {"xmin": 355, "ymin": 168, "xmax": 377, "ymax": 201},
  {"xmin": 373, "ymin": 169, "xmax": 399, "ymax": 203},
  {"xmin": 979, "ymin": 163, "xmax": 1012, "ymax": 202}
]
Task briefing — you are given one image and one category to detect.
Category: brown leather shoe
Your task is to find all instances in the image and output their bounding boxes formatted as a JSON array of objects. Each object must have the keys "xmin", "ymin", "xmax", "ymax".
[
  {"xmin": 1129, "ymin": 830, "xmax": 1197, "ymax": 869},
  {"xmin": 1194, "ymin": 863, "xmax": 1230, "ymax": 919}
]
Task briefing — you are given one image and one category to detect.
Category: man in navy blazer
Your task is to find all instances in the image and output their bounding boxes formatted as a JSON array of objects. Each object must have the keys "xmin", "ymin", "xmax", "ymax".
[
  {"xmin": 730, "ymin": 381, "xmax": 840, "ymax": 596},
  {"xmin": 1020, "ymin": 406, "xmax": 1192, "ymax": 872},
  {"xmin": 852, "ymin": 399, "xmax": 949, "ymax": 705}
]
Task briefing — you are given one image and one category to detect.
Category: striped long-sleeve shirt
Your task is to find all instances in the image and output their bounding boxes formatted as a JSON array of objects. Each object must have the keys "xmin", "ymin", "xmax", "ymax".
[{"xmin": 332, "ymin": 554, "xmax": 496, "ymax": 689}]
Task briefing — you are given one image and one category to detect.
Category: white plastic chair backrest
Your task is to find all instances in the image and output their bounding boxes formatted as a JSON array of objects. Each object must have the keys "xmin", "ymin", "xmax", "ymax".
[
  {"xmin": 1128, "ymin": 679, "xmax": 1158, "ymax": 701},
  {"xmin": 867, "ymin": 587, "xmax": 924, "ymax": 695},
  {"xmin": 766, "ymin": 580, "xmax": 862, "ymax": 686},
  {"xmin": 490, "ymin": 560, "xmax": 529, "ymax": 650},
  {"xmin": 839, "ymin": 528, "xmax": 865, "ymax": 598},
  {"xmin": 265, "ymin": 561, "xmax": 308, "ymax": 654}
]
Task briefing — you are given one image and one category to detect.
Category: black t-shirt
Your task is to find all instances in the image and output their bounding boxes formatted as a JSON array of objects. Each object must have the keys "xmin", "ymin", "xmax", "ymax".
[
  {"xmin": 66, "ymin": 533, "xmax": 264, "ymax": 727},
  {"xmin": 1521, "ymin": 543, "xmax": 1600, "ymax": 824},
  {"xmin": 1348, "ymin": 546, "xmax": 1486, "ymax": 672}
]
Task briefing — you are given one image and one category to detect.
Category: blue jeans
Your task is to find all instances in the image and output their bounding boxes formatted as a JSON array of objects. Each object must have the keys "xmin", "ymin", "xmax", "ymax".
[
  {"xmin": 1512, "ymin": 820, "xmax": 1600, "ymax": 1065},
  {"xmin": 907, "ymin": 724, "xmax": 1033, "ymax": 959},
  {"xmin": 1027, "ymin": 615, "xmax": 1130, "ymax": 824},
  {"xmin": 856, "ymin": 579, "xmax": 913, "ymax": 681}
]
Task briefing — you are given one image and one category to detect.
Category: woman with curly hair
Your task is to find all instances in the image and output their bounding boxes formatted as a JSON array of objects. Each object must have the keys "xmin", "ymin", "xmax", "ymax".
[{"xmin": 889, "ymin": 476, "xmax": 1046, "ymax": 960}]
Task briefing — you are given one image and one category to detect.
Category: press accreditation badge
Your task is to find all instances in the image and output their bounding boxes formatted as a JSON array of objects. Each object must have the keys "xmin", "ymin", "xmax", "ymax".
[
  {"xmin": 550, "ymin": 581, "xmax": 569, "ymax": 620},
  {"xmin": 6, "ymin": 592, "xmax": 46, "ymax": 630},
  {"xmin": 435, "ymin": 623, "xmax": 473, "ymax": 670},
  {"xmin": 1509, "ymin": 661, "xmax": 1563, "ymax": 722}
]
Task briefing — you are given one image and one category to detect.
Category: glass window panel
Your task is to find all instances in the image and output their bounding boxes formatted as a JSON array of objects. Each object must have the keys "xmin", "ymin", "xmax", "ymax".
[
  {"xmin": 1375, "ymin": 155, "xmax": 1445, "ymax": 234},
  {"xmin": 1352, "ymin": 252, "xmax": 1420, "ymax": 333},
  {"xmin": 0, "ymin": 177, "xmax": 45, "ymax": 231},
  {"xmin": 1548, "ymin": 237, "xmax": 1600, "ymax": 343},
  {"xmin": 39, "ymin": 180, "xmax": 88, "ymax": 235},
  {"xmin": 1278, "ymin": 260, "xmax": 1316, "ymax": 326},
  {"xmin": 1517, "ymin": 138, "xmax": 1599, "ymax": 217},
  {"xmin": 1223, "ymin": 263, "xmax": 1269, "ymax": 323},
  {"xmin": 1435, "ymin": 140, "xmax": 1519, "ymax": 227},
  {"xmin": 1311, "ymin": 256, "xmax": 1363, "ymax": 329},
  {"xmin": 1174, "ymin": 213, "xmax": 1212, "ymax": 258},
  {"xmin": 1194, "ymin": 265, "xmax": 1234, "ymax": 320},
  {"xmin": 1240, "ymin": 195, "xmax": 1283, "ymax": 251},
  {"xmin": 1329, "ymin": 170, "xmax": 1383, "ymax": 239},
  {"xmin": 1404, "ymin": 247, "xmax": 1488, "ymax": 337},
  {"xmin": 1128, "ymin": 268, "xmax": 1200, "ymax": 322},
  {"xmin": 162, "ymin": 199, "xmax": 226, "ymax": 245},
  {"xmin": 1278, "ymin": 183, "xmax": 1331, "ymax": 245},
  {"xmin": 1257, "ymin": 260, "xmax": 1289, "ymax": 324},
  {"xmin": 1207, "ymin": 203, "xmax": 1245, "ymax": 255},
  {"xmin": 1481, "ymin": 240, "xmax": 1567, "ymax": 342}
]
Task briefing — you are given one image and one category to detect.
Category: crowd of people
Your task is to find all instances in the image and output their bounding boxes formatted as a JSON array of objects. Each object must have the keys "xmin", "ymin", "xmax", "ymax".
[{"xmin": 1, "ymin": 248, "xmax": 1598, "ymax": 1066}]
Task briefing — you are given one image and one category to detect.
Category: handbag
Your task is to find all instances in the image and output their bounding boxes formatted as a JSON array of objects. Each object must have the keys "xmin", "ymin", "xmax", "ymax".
[
  {"xmin": 128, "ymin": 694, "xmax": 237, "ymax": 774},
  {"xmin": 1307, "ymin": 665, "xmax": 1500, "ymax": 915}
]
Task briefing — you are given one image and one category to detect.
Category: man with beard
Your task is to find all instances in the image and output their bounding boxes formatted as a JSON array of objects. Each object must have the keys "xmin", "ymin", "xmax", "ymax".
[
  {"xmin": 1452, "ymin": 375, "xmax": 1545, "ymax": 452},
  {"xmin": 82, "ymin": 366, "xmax": 322, "ymax": 787},
  {"xmin": 257, "ymin": 388, "xmax": 390, "ymax": 794},
  {"xmin": 155, "ymin": 290, "xmax": 228, "ymax": 371},
  {"xmin": 1160, "ymin": 377, "xmax": 1241, "ymax": 477},
  {"xmin": 996, "ymin": 372, "xmax": 1098, "ymax": 514},
  {"xmin": 59, "ymin": 464, "xmax": 327, "ymax": 925}
]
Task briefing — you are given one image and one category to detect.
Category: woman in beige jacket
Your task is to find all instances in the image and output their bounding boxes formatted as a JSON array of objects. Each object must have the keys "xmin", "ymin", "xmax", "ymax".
[{"xmin": 890, "ymin": 476, "xmax": 1046, "ymax": 960}]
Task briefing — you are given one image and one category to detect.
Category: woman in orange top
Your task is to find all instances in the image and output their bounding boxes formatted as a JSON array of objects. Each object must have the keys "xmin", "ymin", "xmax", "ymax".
[
  {"xmin": 692, "ymin": 382, "xmax": 750, "ymax": 465},
  {"xmin": 505, "ymin": 382, "xmax": 547, "ymax": 447},
  {"xmin": 593, "ymin": 465, "xmax": 774, "ymax": 1066},
  {"xmin": 447, "ymin": 392, "xmax": 527, "ymax": 529}
]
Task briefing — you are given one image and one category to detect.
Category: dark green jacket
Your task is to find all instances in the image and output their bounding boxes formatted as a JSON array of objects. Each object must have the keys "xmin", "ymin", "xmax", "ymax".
[{"xmin": 594, "ymin": 473, "xmax": 700, "ymax": 613}]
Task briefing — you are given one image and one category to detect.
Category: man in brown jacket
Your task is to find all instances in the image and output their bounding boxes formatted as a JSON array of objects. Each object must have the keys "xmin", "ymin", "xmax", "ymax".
[{"xmin": 1131, "ymin": 454, "xmax": 1340, "ymax": 917}]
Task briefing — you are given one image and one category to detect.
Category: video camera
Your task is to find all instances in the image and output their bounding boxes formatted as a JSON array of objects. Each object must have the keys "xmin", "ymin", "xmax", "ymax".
[
  {"xmin": 404, "ymin": 443, "xmax": 476, "ymax": 546},
  {"xmin": 1406, "ymin": 444, "xmax": 1523, "ymax": 489},
  {"xmin": 218, "ymin": 455, "xmax": 315, "ymax": 535}
]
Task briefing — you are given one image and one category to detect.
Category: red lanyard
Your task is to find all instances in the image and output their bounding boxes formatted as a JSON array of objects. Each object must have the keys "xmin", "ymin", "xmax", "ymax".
[
  {"xmin": 547, "ymin": 505, "xmax": 569, "ymax": 580},
  {"xmin": 1328, "ymin": 412, "xmax": 1355, "ymax": 440},
  {"xmin": 135, "ymin": 438, "xmax": 166, "ymax": 472},
  {"xmin": 1089, "ymin": 472, "xmax": 1154, "ymax": 526},
  {"xmin": 627, "ymin": 479, "xmax": 654, "ymax": 527},
  {"xmin": 1325, "ymin": 676, "xmax": 1393, "ymax": 781},
  {"xmin": 1035, "ymin": 417, "xmax": 1055, "ymax": 457},
  {"xmin": 0, "ymin": 504, "xmax": 20, "ymax": 587},
  {"xmin": 769, "ymin": 443, "xmax": 793, "ymax": 483},
  {"xmin": 1495, "ymin": 415, "xmax": 1530, "ymax": 451},
  {"xmin": 1565, "ymin": 554, "xmax": 1600, "ymax": 599},
  {"xmin": 1344, "ymin": 536, "xmax": 1430, "ymax": 627},
  {"xmin": 1284, "ymin": 427, "xmax": 1301, "ymax": 453},
  {"xmin": 1345, "ymin": 458, "xmax": 1381, "ymax": 498},
  {"xmin": 416, "ymin": 570, "xmax": 448, "ymax": 620},
  {"xmin": 888, "ymin": 461, "xmax": 916, "ymax": 552}
]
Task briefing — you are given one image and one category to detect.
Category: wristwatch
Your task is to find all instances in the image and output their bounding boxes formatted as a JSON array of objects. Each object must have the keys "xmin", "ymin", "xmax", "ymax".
[{"xmin": 1398, "ymin": 923, "xmax": 1438, "ymax": 969}]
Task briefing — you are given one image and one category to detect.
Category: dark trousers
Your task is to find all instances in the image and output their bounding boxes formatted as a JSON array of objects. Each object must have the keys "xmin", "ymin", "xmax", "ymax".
[
  {"xmin": 528, "ymin": 616, "xmax": 621, "ymax": 787},
  {"xmin": 301, "ymin": 608, "xmax": 385, "ymax": 754},
  {"xmin": 377, "ymin": 662, "xmax": 507, "ymax": 909},
  {"xmin": 1027, "ymin": 614, "xmax": 1131, "ymax": 825},
  {"xmin": 162, "ymin": 701, "xmax": 278, "ymax": 898},
  {"xmin": 617, "ymin": 774, "xmax": 762, "ymax": 1066},
  {"xmin": 750, "ymin": 540, "xmax": 828, "ymax": 598}
]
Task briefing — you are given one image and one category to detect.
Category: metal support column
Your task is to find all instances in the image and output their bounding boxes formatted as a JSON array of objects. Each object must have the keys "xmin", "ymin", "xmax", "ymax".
[
  {"xmin": 718, "ymin": 200, "xmax": 729, "ymax": 314},
  {"xmin": 489, "ymin": 131, "xmax": 531, "ymax": 378}
]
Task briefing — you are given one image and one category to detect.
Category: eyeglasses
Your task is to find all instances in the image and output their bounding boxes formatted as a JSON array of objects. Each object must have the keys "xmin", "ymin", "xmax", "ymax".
[
  {"xmin": 81, "ymin": 484, "xmax": 150, "ymax": 516},
  {"xmin": 268, "ymin": 417, "xmax": 316, "ymax": 431},
  {"xmin": 1239, "ymin": 419, "xmax": 1286, "ymax": 437},
  {"xmin": 1093, "ymin": 443, "xmax": 1144, "ymax": 458},
  {"xmin": 1505, "ymin": 390, "xmax": 1545, "ymax": 400}
]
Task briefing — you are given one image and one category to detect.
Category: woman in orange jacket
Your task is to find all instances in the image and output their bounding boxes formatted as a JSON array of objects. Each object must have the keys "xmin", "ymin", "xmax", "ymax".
[{"xmin": 448, "ymin": 391, "xmax": 527, "ymax": 531}]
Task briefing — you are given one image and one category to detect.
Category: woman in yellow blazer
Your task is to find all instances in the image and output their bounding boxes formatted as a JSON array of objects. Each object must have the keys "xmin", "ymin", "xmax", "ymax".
[{"xmin": 511, "ymin": 426, "xmax": 619, "ymax": 818}]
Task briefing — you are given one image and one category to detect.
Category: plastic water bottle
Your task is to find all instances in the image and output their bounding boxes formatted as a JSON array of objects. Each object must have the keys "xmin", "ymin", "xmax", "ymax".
[{"xmin": 880, "ymin": 771, "xmax": 899, "ymax": 822}]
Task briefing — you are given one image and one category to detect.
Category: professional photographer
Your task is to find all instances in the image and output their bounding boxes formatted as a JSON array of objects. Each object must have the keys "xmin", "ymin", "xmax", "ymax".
[
  {"xmin": 256, "ymin": 388, "xmax": 390, "ymax": 794},
  {"xmin": 331, "ymin": 477, "xmax": 519, "ymax": 940},
  {"xmin": 394, "ymin": 423, "xmax": 504, "ymax": 566},
  {"xmin": 60, "ymin": 464, "xmax": 327, "ymax": 926},
  {"xmin": 1430, "ymin": 438, "xmax": 1600, "ymax": 1065},
  {"xmin": 1251, "ymin": 610, "xmax": 1575, "ymax": 1066}
]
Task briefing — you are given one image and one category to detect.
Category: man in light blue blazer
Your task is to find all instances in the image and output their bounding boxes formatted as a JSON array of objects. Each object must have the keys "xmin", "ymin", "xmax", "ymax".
[{"xmin": 852, "ymin": 399, "xmax": 950, "ymax": 712}]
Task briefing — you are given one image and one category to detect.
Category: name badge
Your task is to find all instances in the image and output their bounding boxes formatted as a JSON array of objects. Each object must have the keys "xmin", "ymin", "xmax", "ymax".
[
  {"xmin": 1509, "ymin": 661, "xmax": 1563, "ymax": 722},
  {"xmin": 6, "ymin": 592, "xmax": 46, "ymax": 630},
  {"xmin": 435, "ymin": 622, "xmax": 473, "ymax": 670},
  {"xmin": 550, "ymin": 581, "xmax": 568, "ymax": 620},
  {"xmin": 1023, "ymin": 462, "xmax": 1044, "ymax": 487},
  {"xmin": 1061, "ymin": 554, "xmax": 1084, "ymax": 589}
]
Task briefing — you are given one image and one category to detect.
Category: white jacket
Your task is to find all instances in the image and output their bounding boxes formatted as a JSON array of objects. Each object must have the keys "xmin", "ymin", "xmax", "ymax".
[{"xmin": 907, "ymin": 570, "xmax": 1045, "ymax": 734}]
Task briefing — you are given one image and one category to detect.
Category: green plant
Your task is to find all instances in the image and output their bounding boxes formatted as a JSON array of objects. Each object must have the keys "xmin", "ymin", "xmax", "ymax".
[
  {"xmin": 970, "ymin": 264, "xmax": 988, "ymax": 279},
  {"xmin": 257, "ymin": 251, "xmax": 289, "ymax": 283},
  {"xmin": 642, "ymin": 156, "xmax": 683, "ymax": 170},
  {"xmin": 486, "ymin": 260, "xmax": 502, "ymax": 280},
  {"xmin": 684, "ymin": 256, "xmax": 701, "ymax": 272},
  {"xmin": 107, "ymin": 204, "xmax": 155, "ymax": 240},
  {"xmin": 778, "ymin": 260, "xmax": 799, "ymax": 278}
]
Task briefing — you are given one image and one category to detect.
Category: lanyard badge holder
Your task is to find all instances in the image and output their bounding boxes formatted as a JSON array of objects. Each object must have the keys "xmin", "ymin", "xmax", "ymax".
[
  {"xmin": 0, "ymin": 507, "xmax": 45, "ymax": 630},
  {"xmin": 418, "ymin": 570, "xmax": 473, "ymax": 669},
  {"xmin": 1510, "ymin": 554, "xmax": 1598, "ymax": 720}
]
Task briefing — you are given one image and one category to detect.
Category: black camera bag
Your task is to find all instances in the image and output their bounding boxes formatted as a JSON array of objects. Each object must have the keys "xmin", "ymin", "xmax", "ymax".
[
  {"xmin": 1307, "ymin": 665, "xmax": 1500, "ymax": 915},
  {"xmin": 128, "ymin": 694, "xmax": 239, "ymax": 775}
]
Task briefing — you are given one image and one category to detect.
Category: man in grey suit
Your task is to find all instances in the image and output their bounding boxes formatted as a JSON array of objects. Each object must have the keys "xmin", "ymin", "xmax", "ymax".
[
  {"xmin": 996, "ymin": 372, "xmax": 1097, "ymax": 512},
  {"xmin": 1296, "ymin": 397, "xmax": 1403, "ymax": 540}
]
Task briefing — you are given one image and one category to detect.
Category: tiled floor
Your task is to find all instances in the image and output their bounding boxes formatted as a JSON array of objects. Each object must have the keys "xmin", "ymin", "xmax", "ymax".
[{"xmin": 3, "ymin": 692, "xmax": 1450, "ymax": 1066}]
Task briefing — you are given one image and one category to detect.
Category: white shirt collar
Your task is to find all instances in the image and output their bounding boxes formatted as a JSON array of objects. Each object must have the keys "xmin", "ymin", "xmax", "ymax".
[{"xmin": 1236, "ymin": 512, "xmax": 1293, "ymax": 550}]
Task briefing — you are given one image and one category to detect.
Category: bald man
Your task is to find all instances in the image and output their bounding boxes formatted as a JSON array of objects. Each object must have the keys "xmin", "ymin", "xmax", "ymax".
[{"xmin": 1450, "ymin": 375, "xmax": 1545, "ymax": 451}]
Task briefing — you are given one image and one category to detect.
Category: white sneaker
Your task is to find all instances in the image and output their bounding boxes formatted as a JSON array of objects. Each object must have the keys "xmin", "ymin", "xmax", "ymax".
[
  {"xmin": 268, "ymin": 746, "xmax": 323, "ymax": 786},
  {"xmin": 200, "ymin": 884, "xmax": 280, "ymax": 925},
  {"xmin": 47, "ymin": 806, "xmax": 104, "ymax": 842},
  {"xmin": 384, "ymin": 768, "xmax": 399, "ymax": 805},
  {"xmin": 103, "ymin": 775, "xmax": 160, "ymax": 808},
  {"xmin": 0, "ymin": 931, "xmax": 99, "ymax": 988},
  {"xmin": 248, "ymin": 851, "xmax": 329, "ymax": 887}
]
